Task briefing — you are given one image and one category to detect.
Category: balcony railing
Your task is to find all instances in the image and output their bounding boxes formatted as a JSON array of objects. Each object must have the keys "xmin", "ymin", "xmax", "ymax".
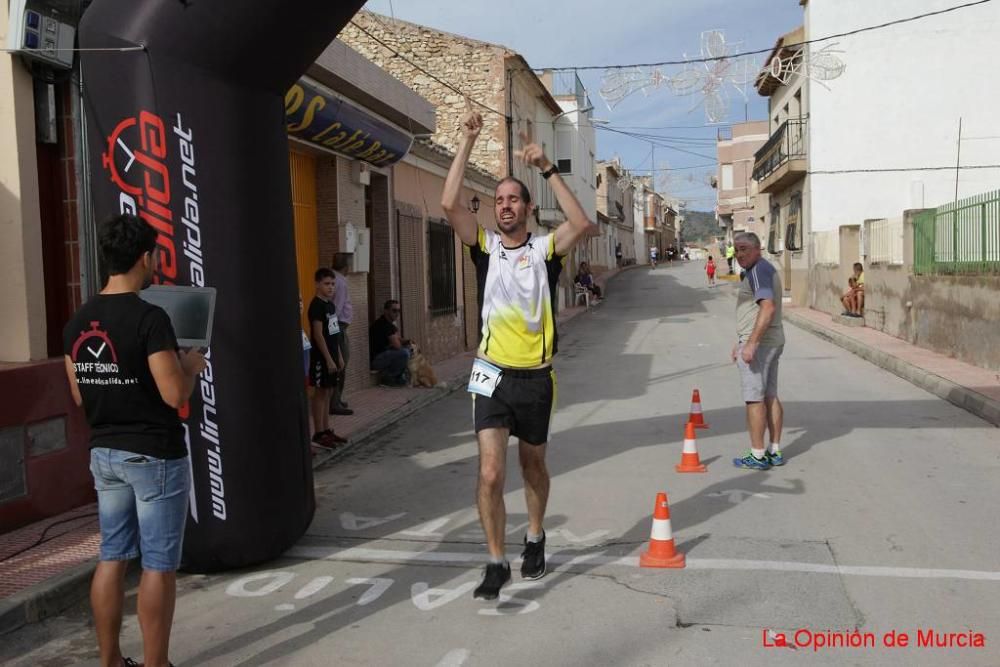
[{"xmin": 753, "ymin": 117, "xmax": 807, "ymax": 184}]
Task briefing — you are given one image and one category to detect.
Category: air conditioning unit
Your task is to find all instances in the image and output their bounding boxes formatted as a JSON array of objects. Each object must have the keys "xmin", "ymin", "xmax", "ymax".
[
  {"xmin": 351, "ymin": 160, "xmax": 371, "ymax": 186},
  {"xmin": 6, "ymin": 0, "xmax": 77, "ymax": 70}
]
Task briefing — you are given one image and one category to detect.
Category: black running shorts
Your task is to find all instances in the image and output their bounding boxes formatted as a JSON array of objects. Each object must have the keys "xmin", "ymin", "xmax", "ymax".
[
  {"xmin": 309, "ymin": 353, "xmax": 337, "ymax": 389},
  {"xmin": 473, "ymin": 366, "xmax": 556, "ymax": 446}
]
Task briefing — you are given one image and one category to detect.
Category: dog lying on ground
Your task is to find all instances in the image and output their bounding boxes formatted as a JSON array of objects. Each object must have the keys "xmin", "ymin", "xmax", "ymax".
[{"xmin": 407, "ymin": 343, "xmax": 439, "ymax": 388}]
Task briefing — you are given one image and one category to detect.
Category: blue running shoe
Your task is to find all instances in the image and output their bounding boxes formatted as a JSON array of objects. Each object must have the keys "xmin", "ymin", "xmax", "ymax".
[
  {"xmin": 766, "ymin": 450, "xmax": 785, "ymax": 466},
  {"xmin": 733, "ymin": 451, "xmax": 771, "ymax": 470}
]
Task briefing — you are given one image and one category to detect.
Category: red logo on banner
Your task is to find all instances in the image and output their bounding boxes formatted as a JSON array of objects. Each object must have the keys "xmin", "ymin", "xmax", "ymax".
[{"xmin": 101, "ymin": 111, "xmax": 178, "ymax": 284}]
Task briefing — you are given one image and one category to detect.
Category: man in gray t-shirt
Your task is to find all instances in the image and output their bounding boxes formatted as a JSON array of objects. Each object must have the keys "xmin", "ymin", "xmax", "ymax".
[{"xmin": 730, "ymin": 232, "xmax": 786, "ymax": 470}]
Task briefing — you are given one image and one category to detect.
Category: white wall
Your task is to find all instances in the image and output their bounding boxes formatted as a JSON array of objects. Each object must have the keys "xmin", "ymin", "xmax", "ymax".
[
  {"xmin": 807, "ymin": 0, "xmax": 1000, "ymax": 232},
  {"xmin": 632, "ymin": 184, "xmax": 647, "ymax": 264},
  {"xmin": 554, "ymin": 99, "xmax": 598, "ymax": 223}
]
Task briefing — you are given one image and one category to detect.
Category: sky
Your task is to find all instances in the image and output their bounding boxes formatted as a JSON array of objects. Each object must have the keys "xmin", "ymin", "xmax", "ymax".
[{"xmin": 361, "ymin": 0, "xmax": 804, "ymax": 211}]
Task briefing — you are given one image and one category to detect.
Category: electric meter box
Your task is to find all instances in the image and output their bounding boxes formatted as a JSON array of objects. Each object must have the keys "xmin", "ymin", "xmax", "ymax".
[{"xmin": 6, "ymin": 0, "xmax": 77, "ymax": 70}]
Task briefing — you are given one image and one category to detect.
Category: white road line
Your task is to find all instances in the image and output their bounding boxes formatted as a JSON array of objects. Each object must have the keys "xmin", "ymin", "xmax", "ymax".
[{"xmin": 284, "ymin": 545, "xmax": 1000, "ymax": 582}]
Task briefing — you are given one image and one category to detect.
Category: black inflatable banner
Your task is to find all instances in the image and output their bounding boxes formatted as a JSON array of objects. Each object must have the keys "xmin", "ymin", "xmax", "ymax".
[{"xmin": 79, "ymin": 0, "xmax": 367, "ymax": 572}]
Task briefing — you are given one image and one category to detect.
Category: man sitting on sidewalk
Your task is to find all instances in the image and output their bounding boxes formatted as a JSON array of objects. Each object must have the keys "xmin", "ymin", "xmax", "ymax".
[{"xmin": 370, "ymin": 300, "xmax": 410, "ymax": 386}]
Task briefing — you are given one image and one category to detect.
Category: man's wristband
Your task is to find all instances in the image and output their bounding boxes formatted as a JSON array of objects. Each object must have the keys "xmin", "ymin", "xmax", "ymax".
[{"xmin": 541, "ymin": 165, "xmax": 558, "ymax": 180}]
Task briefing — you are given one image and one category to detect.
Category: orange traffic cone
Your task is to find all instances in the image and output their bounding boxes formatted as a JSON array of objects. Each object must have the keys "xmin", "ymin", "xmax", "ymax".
[
  {"xmin": 640, "ymin": 492, "xmax": 685, "ymax": 568},
  {"xmin": 688, "ymin": 389, "xmax": 709, "ymax": 429},
  {"xmin": 675, "ymin": 422, "xmax": 707, "ymax": 473}
]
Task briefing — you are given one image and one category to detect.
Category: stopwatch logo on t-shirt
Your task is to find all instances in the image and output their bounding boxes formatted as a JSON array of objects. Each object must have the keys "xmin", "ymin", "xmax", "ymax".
[{"xmin": 69, "ymin": 321, "xmax": 138, "ymax": 386}]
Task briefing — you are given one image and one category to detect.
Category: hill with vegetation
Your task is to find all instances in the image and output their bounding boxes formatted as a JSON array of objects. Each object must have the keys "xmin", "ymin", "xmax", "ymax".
[{"xmin": 679, "ymin": 210, "xmax": 721, "ymax": 245}]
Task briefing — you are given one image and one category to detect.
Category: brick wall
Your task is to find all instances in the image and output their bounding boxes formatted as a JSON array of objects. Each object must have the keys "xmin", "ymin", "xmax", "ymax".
[
  {"xmin": 317, "ymin": 156, "xmax": 340, "ymax": 262},
  {"xmin": 341, "ymin": 273, "xmax": 370, "ymax": 396},
  {"xmin": 60, "ymin": 82, "xmax": 80, "ymax": 313},
  {"xmin": 422, "ymin": 231, "xmax": 465, "ymax": 362},
  {"xmin": 37, "ymin": 81, "xmax": 81, "ymax": 356},
  {"xmin": 340, "ymin": 13, "xmax": 508, "ymax": 179}
]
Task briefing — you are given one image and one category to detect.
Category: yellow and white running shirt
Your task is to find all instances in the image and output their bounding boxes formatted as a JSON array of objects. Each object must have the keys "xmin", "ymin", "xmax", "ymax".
[{"xmin": 468, "ymin": 227, "xmax": 565, "ymax": 368}]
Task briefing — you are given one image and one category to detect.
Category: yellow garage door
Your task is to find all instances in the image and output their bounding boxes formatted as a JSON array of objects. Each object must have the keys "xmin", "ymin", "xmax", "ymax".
[{"xmin": 289, "ymin": 149, "xmax": 318, "ymax": 331}]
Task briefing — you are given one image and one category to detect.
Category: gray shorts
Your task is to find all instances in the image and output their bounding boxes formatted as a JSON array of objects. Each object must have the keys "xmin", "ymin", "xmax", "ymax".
[{"xmin": 737, "ymin": 344, "xmax": 783, "ymax": 402}]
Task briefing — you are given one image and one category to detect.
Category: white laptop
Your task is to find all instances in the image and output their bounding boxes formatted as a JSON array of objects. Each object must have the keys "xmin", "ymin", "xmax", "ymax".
[{"xmin": 140, "ymin": 285, "xmax": 217, "ymax": 348}]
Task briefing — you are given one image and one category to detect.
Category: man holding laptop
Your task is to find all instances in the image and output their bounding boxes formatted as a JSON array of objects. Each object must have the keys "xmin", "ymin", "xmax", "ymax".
[{"xmin": 63, "ymin": 213, "xmax": 207, "ymax": 667}]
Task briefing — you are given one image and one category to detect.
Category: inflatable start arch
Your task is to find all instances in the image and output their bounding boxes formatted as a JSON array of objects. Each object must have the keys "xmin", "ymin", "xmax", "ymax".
[{"xmin": 79, "ymin": 0, "xmax": 368, "ymax": 571}]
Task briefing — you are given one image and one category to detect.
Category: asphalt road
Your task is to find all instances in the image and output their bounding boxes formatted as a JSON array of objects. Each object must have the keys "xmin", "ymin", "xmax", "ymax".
[{"xmin": 4, "ymin": 262, "xmax": 998, "ymax": 666}]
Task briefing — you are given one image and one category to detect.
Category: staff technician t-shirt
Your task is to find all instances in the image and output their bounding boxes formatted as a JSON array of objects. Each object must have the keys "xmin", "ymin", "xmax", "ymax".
[{"xmin": 63, "ymin": 292, "xmax": 184, "ymax": 459}]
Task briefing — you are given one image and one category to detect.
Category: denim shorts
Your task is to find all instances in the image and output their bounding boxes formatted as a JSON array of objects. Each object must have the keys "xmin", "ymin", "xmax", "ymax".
[{"xmin": 89, "ymin": 447, "xmax": 190, "ymax": 571}]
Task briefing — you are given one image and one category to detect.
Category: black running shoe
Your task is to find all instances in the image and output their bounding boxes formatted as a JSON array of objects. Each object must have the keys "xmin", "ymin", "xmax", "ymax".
[
  {"xmin": 473, "ymin": 562, "xmax": 511, "ymax": 600},
  {"xmin": 520, "ymin": 532, "xmax": 546, "ymax": 580}
]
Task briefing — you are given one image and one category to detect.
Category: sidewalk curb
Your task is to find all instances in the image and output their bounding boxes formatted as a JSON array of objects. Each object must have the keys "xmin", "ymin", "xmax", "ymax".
[
  {"xmin": 785, "ymin": 311, "xmax": 1000, "ymax": 427},
  {"xmin": 317, "ymin": 374, "xmax": 470, "ymax": 466},
  {"xmin": 0, "ymin": 559, "xmax": 96, "ymax": 636}
]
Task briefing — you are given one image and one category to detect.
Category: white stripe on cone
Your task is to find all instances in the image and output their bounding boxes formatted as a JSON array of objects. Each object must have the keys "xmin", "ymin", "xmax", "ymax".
[
  {"xmin": 690, "ymin": 404, "xmax": 703, "ymax": 413},
  {"xmin": 650, "ymin": 518, "xmax": 673, "ymax": 541},
  {"xmin": 682, "ymin": 438, "xmax": 697, "ymax": 453}
]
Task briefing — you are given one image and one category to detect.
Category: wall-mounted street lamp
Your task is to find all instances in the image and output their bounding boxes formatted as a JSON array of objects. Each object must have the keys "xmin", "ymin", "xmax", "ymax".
[{"xmin": 470, "ymin": 195, "xmax": 480, "ymax": 213}]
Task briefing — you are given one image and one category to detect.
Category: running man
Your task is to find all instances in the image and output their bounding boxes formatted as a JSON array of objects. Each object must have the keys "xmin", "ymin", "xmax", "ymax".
[
  {"xmin": 442, "ymin": 102, "xmax": 594, "ymax": 600},
  {"xmin": 730, "ymin": 232, "xmax": 785, "ymax": 470},
  {"xmin": 649, "ymin": 245, "xmax": 658, "ymax": 269}
]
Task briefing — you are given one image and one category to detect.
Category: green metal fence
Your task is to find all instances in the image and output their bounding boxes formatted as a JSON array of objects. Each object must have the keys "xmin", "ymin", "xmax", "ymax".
[{"xmin": 913, "ymin": 189, "xmax": 1000, "ymax": 274}]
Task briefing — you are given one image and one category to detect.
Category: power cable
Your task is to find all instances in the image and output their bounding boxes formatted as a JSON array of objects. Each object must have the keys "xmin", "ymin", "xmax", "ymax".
[
  {"xmin": 809, "ymin": 164, "xmax": 1000, "ymax": 174},
  {"xmin": 539, "ymin": 0, "xmax": 994, "ymax": 70},
  {"xmin": 595, "ymin": 126, "xmax": 718, "ymax": 160},
  {"xmin": 0, "ymin": 512, "xmax": 99, "ymax": 564},
  {"xmin": 618, "ymin": 163, "xmax": 716, "ymax": 172}
]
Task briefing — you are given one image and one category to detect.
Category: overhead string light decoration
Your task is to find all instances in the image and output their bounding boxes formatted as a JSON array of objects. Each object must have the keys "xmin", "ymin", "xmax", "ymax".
[
  {"xmin": 666, "ymin": 30, "xmax": 757, "ymax": 124},
  {"xmin": 598, "ymin": 66, "xmax": 669, "ymax": 110},
  {"xmin": 767, "ymin": 42, "xmax": 846, "ymax": 90},
  {"xmin": 599, "ymin": 29, "xmax": 847, "ymax": 124}
]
